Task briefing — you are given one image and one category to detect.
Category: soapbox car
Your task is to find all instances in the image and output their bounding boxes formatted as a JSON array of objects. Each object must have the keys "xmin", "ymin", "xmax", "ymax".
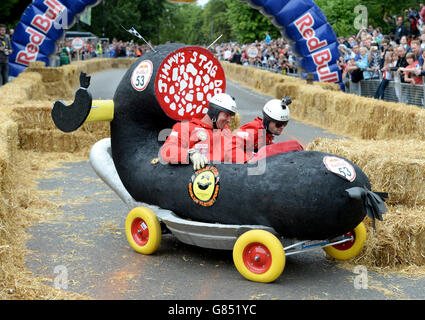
[
  {"xmin": 90, "ymin": 138, "xmax": 368, "ymax": 283},
  {"xmin": 52, "ymin": 44, "xmax": 386, "ymax": 283}
]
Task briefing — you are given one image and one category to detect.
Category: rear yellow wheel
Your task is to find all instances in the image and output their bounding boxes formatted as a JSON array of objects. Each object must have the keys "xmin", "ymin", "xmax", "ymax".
[
  {"xmin": 233, "ymin": 230, "xmax": 285, "ymax": 283},
  {"xmin": 323, "ymin": 222, "xmax": 367, "ymax": 260},
  {"xmin": 125, "ymin": 207, "xmax": 161, "ymax": 255}
]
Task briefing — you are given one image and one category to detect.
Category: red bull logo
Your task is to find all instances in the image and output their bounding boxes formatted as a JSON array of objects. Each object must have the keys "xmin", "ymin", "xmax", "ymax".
[
  {"xmin": 295, "ymin": 12, "xmax": 339, "ymax": 83},
  {"xmin": 16, "ymin": 0, "xmax": 65, "ymax": 66}
]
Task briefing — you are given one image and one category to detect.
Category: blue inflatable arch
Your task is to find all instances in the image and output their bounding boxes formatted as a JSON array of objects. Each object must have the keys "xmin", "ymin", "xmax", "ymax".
[
  {"xmin": 8, "ymin": 0, "xmax": 102, "ymax": 77},
  {"xmin": 243, "ymin": 0, "xmax": 341, "ymax": 84},
  {"xmin": 9, "ymin": 0, "xmax": 341, "ymax": 85}
]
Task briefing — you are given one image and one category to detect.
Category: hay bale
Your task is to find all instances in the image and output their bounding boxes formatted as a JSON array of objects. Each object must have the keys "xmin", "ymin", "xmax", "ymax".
[
  {"xmin": 0, "ymin": 72, "xmax": 47, "ymax": 105},
  {"xmin": 0, "ymin": 57, "xmax": 142, "ymax": 300},
  {"xmin": 0, "ymin": 147, "xmax": 90, "ymax": 299},
  {"xmin": 221, "ymin": 61, "xmax": 340, "ymax": 94},
  {"xmin": 28, "ymin": 61, "xmax": 46, "ymax": 68},
  {"xmin": 308, "ymin": 138, "xmax": 425, "ymax": 207},
  {"xmin": 10, "ymin": 101, "xmax": 56, "ymax": 130},
  {"xmin": 18, "ymin": 122, "xmax": 110, "ymax": 154},
  {"xmin": 0, "ymin": 118, "xmax": 19, "ymax": 187},
  {"xmin": 273, "ymin": 82, "xmax": 425, "ymax": 141},
  {"xmin": 356, "ymin": 205, "xmax": 425, "ymax": 270}
]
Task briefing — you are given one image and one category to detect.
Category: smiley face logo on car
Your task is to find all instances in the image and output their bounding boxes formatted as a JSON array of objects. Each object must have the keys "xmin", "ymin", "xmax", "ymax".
[{"xmin": 188, "ymin": 166, "xmax": 220, "ymax": 207}]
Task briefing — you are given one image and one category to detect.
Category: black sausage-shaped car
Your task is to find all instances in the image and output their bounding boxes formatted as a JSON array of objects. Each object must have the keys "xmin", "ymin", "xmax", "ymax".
[{"xmin": 52, "ymin": 43, "xmax": 387, "ymax": 282}]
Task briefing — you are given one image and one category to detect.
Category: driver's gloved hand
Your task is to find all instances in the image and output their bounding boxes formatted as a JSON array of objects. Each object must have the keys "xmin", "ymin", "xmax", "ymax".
[{"xmin": 189, "ymin": 151, "xmax": 209, "ymax": 171}]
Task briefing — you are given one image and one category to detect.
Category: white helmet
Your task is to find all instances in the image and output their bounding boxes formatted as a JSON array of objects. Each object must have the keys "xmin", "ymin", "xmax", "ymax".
[
  {"xmin": 262, "ymin": 97, "xmax": 291, "ymax": 131},
  {"xmin": 207, "ymin": 93, "xmax": 237, "ymax": 122}
]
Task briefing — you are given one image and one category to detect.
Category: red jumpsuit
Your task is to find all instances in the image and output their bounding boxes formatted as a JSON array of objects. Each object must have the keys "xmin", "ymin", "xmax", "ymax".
[
  {"xmin": 236, "ymin": 117, "xmax": 274, "ymax": 153},
  {"xmin": 160, "ymin": 118, "xmax": 248, "ymax": 165},
  {"xmin": 236, "ymin": 117, "xmax": 304, "ymax": 161}
]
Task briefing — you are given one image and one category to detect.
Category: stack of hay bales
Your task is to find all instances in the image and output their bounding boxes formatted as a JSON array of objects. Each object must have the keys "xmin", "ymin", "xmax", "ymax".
[
  {"xmin": 22, "ymin": 58, "xmax": 136, "ymax": 100},
  {"xmin": 273, "ymin": 82, "xmax": 425, "ymax": 141},
  {"xmin": 0, "ymin": 72, "xmax": 47, "ymax": 106},
  {"xmin": 0, "ymin": 109, "xmax": 78, "ymax": 299},
  {"xmin": 10, "ymin": 101, "xmax": 109, "ymax": 154},
  {"xmin": 0, "ymin": 57, "xmax": 135, "ymax": 299},
  {"xmin": 1, "ymin": 58, "xmax": 137, "ymax": 155},
  {"xmin": 222, "ymin": 61, "xmax": 425, "ymax": 271}
]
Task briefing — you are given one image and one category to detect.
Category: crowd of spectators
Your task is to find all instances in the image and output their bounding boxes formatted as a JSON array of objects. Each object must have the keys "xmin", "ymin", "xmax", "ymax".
[
  {"xmin": 212, "ymin": 4, "xmax": 425, "ymax": 104},
  {"xmin": 213, "ymin": 37, "xmax": 299, "ymax": 75},
  {"xmin": 337, "ymin": 5, "xmax": 425, "ymax": 100},
  {"xmin": 55, "ymin": 38, "xmax": 151, "ymax": 66}
]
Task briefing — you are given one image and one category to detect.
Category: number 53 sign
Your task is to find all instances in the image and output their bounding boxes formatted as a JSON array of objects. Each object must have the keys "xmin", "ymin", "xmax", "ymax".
[
  {"xmin": 131, "ymin": 60, "xmax": 153, "ymax": 92},
  {"xmin": 323, "ymin": 156, "xmax": 356, "ymax": 182}
]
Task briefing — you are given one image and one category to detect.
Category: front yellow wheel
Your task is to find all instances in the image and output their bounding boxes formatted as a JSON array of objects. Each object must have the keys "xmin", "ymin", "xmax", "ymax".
[
  {"xmin": 125, "ymin": 207, "xmax": 161, "ymax": 255},
  {"xmin": 233, "ymin": 230, "xmax": 285, "ymax": 283},
  {"xmin": 323, "ymin": 222, "xmax": 367, "ymax": 260}
]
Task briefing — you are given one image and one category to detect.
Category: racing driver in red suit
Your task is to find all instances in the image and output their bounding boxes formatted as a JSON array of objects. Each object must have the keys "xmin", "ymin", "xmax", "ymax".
[
  {"xmin": 236, "ymin": 97, "xmax": 304, "ymax": 161},
  {"xmin": 160, "ymin": 93, "xmax": 248, "ymax": 170}
]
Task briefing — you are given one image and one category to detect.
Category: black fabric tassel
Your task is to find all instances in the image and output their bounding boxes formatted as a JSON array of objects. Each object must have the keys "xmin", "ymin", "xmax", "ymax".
[{"xmin": 346, "ymin": 187, "xmax": 388, "ymax": 230}]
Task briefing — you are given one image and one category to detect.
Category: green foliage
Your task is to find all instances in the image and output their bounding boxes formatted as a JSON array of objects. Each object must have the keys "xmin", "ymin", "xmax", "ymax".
[
  {"xmin": 315, "ymin": 0, "xmax": 424, "ymax": 37},
  {"xmin": 0, "ymin": 0, "xmax": 30, "ymax": 28},
  {"xmin": 159, "ymin": 2, "xmax": 204, "ymax": 44},
  {"xmin": 222, "ymin": 0, "xmax": 280, "ymax": 43},
  {"xmin": 7, "ymin": 0, "xmax": 425, "ymax": 44},
  {"xmin": 315, "ymin": 0, "xmax": 362, "ymax": 37},
  {"xmin": 201, "ymin": 0, "xmax": 233, "ymax": 44},
  {"xmin": 83, "ymin": 0, "xmax": 142, "ymax": 42}
]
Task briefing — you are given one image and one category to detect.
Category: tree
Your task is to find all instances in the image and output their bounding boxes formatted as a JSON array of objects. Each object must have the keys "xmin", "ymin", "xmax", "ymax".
[
  {"xmin": 136, "ymin": 0, "xmax": 166, "ymax": 44},
  {"xmin": 89, "ymin": 0, "xmax": 165, "ymax": 43},
  {"xmin": 315, "ymin": 0, "xmax": 423, "ymax": 37},
  {"xmin": 1, "ymin": 0, "xmax": 31, "ymax": 29},
  {"xmin": 201, "ymin": 0, "xmax": 233, "ymax": 44},
  {"xmin": 315, "ymin": 0, "xmax": 363, "ymax": 37},
  {"xmin": 159, "ymin": 2, "xmax": 204, "ymax": 44},
  {"xmin": 222, "ymin": 0, "xmax": 280, "ymax": 44}
]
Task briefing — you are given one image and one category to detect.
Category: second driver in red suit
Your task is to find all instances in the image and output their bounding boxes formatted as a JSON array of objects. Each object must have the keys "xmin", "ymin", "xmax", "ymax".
[{"xmin": 236, "ymin": 97, "xmax": 304, "ymax": 161}]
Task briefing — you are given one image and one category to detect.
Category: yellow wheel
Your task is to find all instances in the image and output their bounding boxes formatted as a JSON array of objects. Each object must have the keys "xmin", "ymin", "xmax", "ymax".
[
  {"xmin": 125, "ymin": 207, "xmax": 161, "ymax": 255},
  {"xmin": 233, "ymin": 230, "xmax": 285, "ymax": 283},
  {"xmin": 323, "ymin": 222, "xmax": 367, "ymax": 260}
]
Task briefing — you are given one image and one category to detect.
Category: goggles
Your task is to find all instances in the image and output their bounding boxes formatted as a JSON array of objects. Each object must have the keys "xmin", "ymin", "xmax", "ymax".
[{"xmin": 274, "ymin": 121, "xmax": 289, "ymax": 128}]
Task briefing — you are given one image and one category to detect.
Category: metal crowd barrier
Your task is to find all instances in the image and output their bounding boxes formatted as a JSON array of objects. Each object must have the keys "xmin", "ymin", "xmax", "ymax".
[{"xmin": 346, "ymin": 72, "xmax": 425, "ymax": 107}]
